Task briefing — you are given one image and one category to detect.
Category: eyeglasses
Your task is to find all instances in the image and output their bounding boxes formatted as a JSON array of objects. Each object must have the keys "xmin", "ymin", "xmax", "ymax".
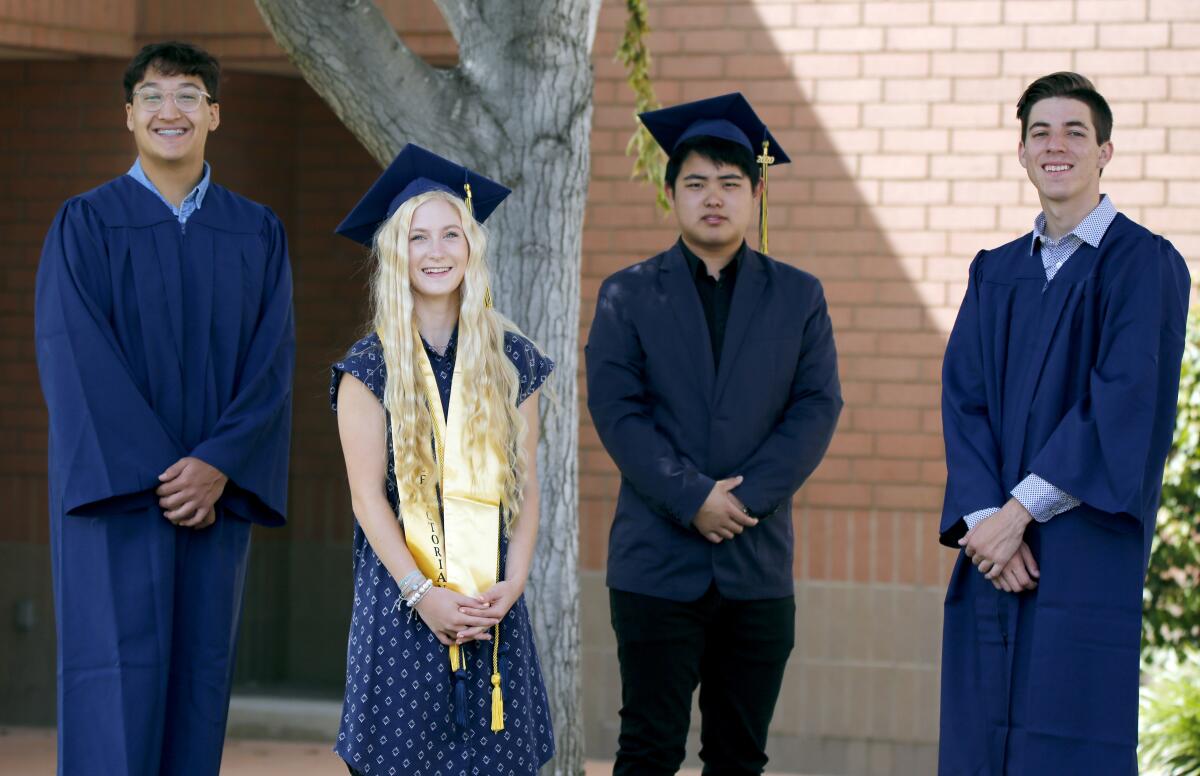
[{"xmin": 132, "ymin": 87, "xmax": 211, "ymax": 113}]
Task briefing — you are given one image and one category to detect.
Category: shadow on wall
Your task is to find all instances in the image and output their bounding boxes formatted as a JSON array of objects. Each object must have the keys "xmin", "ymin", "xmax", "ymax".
[{"xmin": 579, "ymin": 1, "xmax": 955, "ymax": 772}]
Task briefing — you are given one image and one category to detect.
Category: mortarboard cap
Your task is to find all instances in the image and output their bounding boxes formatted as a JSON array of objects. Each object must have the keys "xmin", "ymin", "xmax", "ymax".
[
  {"xmin": 335, "ymin": 143, "xmax": 511, "ymax": 247},
  {"xmin": 639, "ymin": 93, "xmax": 789, "ymax": 253},
  {"xmin": 638, "ymin": 92, "xmax": 790, "ymax": 165}
]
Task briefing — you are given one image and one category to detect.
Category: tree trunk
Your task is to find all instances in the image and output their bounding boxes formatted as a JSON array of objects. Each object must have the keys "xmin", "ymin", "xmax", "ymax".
[{"xmin": 254, "ymin": 1, "xmax": 599, "ymax": 773}]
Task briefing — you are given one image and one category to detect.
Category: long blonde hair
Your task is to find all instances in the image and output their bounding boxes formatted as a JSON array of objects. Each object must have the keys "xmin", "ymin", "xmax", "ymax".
[{"xmin": 370, "ymin": 190, "xmax": 529, "ymax": 531}]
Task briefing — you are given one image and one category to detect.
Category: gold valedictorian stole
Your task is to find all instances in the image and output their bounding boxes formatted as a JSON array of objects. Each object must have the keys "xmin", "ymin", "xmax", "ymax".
[{"xmin": 400, "ymin": 342, "xmax": 508, "ymax": 731}]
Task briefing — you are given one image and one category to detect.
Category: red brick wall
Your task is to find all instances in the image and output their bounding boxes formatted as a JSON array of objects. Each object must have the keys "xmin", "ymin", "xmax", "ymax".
[
  {"xmin": 0, "ymin": 60, "xmax": 132, "ymax": 546},
  {"xmin": 0, "ymin": 0, "xmax": 455, "ymax": 69},
  {"xmin": 0, "ymin": 56, "xmax": 383, "ymax": 702},
  {"xmin": 0, "ymin": 62, "xmax": 374, "ymax": 493},
  {"xmin": 0, "ymin": 0, "xmax": 134, "ymax": 56},
  {"xmin": 8, "ymin": 0, "xmax": 1200, "ymax": 587},
  {"xmin": 580, "ymin": 0, "xmax": 1200, "ymax": 591},
  {"xmin": 285, "ymin": 96, "xmax": 380, "ymax": 546},
  {"xmin": 0, "ymin": 58, "xmax": 385, "ymax": 520}
]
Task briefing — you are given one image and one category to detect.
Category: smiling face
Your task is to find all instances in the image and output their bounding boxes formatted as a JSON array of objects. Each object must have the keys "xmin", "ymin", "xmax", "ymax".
[
  {"xmin": 125, "ymin": 67, "xmax": 219, "ymax": 169},
  {"xmin": 1018, "ymin": 96, "xmax": 1111, "ymax": 210},
  {"xmin": 667, "ymin": 151, "xmax": 759, "ymax": 258},
  {"xmin": 407, "ymin": 197, "xmax": 470, "ymax": 303}
]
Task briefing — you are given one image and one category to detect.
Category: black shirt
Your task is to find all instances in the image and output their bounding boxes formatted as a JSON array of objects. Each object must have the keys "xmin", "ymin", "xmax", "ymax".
[{"xmin": 679, "ymin": 238, "xmax": 745, "ymax": 370}]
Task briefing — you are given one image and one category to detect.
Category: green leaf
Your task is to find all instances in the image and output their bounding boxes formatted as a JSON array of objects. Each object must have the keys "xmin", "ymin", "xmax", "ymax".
[
  {"xmin": 1144, "ymin": 311, "xmax": 1200, "ymax": 662},
  {"xmin": 617, "ymin": 0, "xmax": 669, "ymax": 213}
]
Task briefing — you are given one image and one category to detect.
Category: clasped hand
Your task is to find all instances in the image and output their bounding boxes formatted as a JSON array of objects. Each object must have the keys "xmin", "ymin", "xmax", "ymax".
[
  {"xmin": 417, "ymin": 580, "xmax": 523, "ymax": 647},
  {"xmin": 693, "ymin": 476, "xmax": 757, "ymax": 544},
  {"xmin": 157, "ymin": 456, "xmax": 227, "ymax": 529},
  {"xmin": 959, "ymin": 498, "xmax": 1039, "ymax": 593}
]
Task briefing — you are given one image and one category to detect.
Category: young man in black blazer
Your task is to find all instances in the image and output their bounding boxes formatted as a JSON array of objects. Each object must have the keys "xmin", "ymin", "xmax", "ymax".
[{"xmin": 585, "ymin": 93, "xmax": 842, "ymax": 776}]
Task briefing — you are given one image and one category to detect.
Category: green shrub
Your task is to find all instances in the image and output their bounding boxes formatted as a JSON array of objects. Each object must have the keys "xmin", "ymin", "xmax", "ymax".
[
  {"xmin": 1144, "ymin": 312, "xmax": 1200, "ymax": 656},
  {"xmin": 1140, "ymin": 650, "xmax": 1200, "ymax": 775}
]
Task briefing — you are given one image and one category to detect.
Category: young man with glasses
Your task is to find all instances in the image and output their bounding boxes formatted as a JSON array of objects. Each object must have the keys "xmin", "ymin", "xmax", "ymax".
[{"xmin": 34, "ymin": 41, "xmax": 294, "ymax": 775}]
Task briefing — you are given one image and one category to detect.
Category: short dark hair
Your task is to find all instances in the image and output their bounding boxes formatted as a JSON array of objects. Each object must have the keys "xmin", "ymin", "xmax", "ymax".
[
  {"xmin": 664, "ymin": 135, "xmax": 760, "ymax": 192},
  {"xmin": 1016, "ymin": 71, "xmax": 1112, "ymax": 144},
  {"xmin": 123, "ymin": 41, "xmax": 221, "ymax": 104}
]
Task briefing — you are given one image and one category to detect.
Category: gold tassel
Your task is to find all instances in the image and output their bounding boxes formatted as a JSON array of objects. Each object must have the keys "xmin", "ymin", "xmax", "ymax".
[
  {"xmin": 756, "ymin": 140, "xmax": 773, "ymax": 254},
  {"xmin": 464, "ymin": 181, "xmax": 492, "ymax": 308},
  {"xmin": 490, "ymin": 624, "xmax": 505, "ymax": 731},
  {"xmin": 489, "ymin": 525, "xmax": 504, "ymax": 731},
  {"xmin": 490, "ymin": 672, "xmax": 505, "ymax": 731}
]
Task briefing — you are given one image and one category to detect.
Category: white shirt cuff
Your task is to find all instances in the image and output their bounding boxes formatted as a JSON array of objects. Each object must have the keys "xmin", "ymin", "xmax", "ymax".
[
  {"xmin": 963, "ymin": 506, "xmax": 1001, "ymax": 530},
  {"xmin": 1011, "ymin": 473, "xmax": 1080, "ymax": 523}
]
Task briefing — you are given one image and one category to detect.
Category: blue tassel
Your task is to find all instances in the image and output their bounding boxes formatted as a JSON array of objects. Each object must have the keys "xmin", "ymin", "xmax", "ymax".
[
  {"xmin": 498, "ymin": 642, "xmax": 510, "ymax": 686},
  {"xmin": 453, "ymin": 669, "xmax": 468, "ymax": 728}
]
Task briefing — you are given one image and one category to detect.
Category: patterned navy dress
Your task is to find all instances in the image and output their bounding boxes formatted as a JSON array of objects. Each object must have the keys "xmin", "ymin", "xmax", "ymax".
[{"xmin": 330, "ymin": 329, "xmax": 556, "ymax": 776}]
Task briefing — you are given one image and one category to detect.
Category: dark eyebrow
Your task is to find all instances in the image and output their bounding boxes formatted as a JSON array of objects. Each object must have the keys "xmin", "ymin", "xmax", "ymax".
[
  {"xmin": 682, "ymin": 171, "xmax": 746, "ymax": 182},
  {"xmin": 1028, "ymin": 120, "xmax": 1091, "ymax": 131},
  {"xmin": 136, "ymin": 80, "xmax": 203, "ymax": 90}
]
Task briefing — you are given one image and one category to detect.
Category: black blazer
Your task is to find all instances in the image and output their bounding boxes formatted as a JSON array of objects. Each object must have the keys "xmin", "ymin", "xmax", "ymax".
[{"xmin": 585, "ymin": 242, "xmax": 842, "ymax": 600}]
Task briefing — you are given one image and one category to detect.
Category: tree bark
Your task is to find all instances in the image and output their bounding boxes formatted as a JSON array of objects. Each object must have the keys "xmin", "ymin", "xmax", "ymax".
[{"xmin": 254, "ymin": 1, "xmax": 599, "ymax": 773}]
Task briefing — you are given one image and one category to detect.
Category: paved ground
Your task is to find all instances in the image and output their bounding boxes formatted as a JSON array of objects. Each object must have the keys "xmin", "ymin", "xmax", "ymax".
[{"xmin": 0, "ymin": 727, "xmax": 795, "ymax": 775}]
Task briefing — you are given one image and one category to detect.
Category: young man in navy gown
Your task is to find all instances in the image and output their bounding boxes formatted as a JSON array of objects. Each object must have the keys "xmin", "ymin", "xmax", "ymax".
[
  {"xmin": 938, "ymin": 72, "xmax": 1190, "ymax": 775},
  {"xmin": 35, "ymin": 41, "xmax": 294, "ymax": 776}
]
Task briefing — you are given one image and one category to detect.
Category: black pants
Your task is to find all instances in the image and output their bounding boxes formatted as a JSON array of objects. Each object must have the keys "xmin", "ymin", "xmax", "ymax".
[{"xmin": 610, "ymin": 585, "xmax": 795, "ymax": 776}]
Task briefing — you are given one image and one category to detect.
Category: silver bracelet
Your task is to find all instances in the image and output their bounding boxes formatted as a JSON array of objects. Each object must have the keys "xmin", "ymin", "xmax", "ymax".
[
  {"xmin": 399, "ymin": 571, "xmax": 427, "ymax": 597},
  {"xmin": 407, "ymin": 581, "xmax": 431, "ymax": 608},
  {"xmin": 397, "ymin": 569, "xmax": 422, "ymax": 595},
  {"xmin": 406, "ymin": 578, "xmax": 434, "ymax": 608}
]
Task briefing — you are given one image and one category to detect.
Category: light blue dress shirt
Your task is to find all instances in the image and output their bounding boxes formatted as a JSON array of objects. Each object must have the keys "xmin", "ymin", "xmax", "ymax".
[
  {"xmin": 963, "ymin": 195, "xmax": 1118, "ymax": 530},
  {"xmin": 126, "ymin": 157, "xmax": 211, "ymax": 227}
]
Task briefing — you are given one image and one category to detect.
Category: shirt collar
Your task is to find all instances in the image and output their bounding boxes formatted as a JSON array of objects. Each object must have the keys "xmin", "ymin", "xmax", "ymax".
[
  {"xmin": 127, "ymin": 157, "xmax": 212, "ymax": 212},
  {"xmin": 1030, "ymin": 193, "xmax": 1117, "ymax": 254},
  {"xmin": 678, "ymin": 238, "xmax": 745, "ymax": 280}
]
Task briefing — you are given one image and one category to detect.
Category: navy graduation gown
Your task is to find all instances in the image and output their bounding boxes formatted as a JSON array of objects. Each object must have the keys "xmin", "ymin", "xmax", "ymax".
[
  {"xmin": 35, "ymin": 175, "xmax": 295, "ymax": 776},
  {"xmin": 585, "ymin": 243, "xmax": 842, "ymax": 601},
  {"xmin": 938, "ymin": 214, "xmax": 1190, "ymax": 775}
]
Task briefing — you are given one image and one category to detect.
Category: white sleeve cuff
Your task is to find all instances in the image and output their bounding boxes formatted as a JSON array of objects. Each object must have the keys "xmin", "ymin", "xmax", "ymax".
[
  {"xmin": 963, "ymin": 506, "xmax": 1001, "ymax": 530},
  {"xmin": 1011, "ymin": 474, "xmax": 1081, "ymax": 523}
]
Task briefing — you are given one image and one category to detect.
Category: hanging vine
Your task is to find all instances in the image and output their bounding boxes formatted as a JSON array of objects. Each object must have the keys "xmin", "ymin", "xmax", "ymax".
[{"xmin": 616, "ymin": 0, "xmax": 669, "ymax": 212}]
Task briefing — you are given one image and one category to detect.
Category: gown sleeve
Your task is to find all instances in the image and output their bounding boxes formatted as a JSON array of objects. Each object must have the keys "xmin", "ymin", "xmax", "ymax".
[
  {"xmin": 189, "ymin": 209, "xmax": 295, "ymax": 526},
  {"xmin": 35, "ymin": 199, "xmax": 185, "ymax": 517},
  {"xmin": 940, "ymin": 251, "xmax": 1008, "ymax": 546},
  {"xmin": 1026, "ymin": 236, "xmax": 1191, "ymax": 522}
]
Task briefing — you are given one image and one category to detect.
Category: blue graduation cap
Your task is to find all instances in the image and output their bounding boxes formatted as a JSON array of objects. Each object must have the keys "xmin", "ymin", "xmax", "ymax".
[
  {"xmin": 335, "ymin": 143, "xmax": 511, "ymax": 247},
  {"xmin": 638, "ymin": 93, "xmax": 789, "ymax": 253},
  {"xmin": 638, "ymin": 92, "xmax": 790, "ymax": 165}
]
